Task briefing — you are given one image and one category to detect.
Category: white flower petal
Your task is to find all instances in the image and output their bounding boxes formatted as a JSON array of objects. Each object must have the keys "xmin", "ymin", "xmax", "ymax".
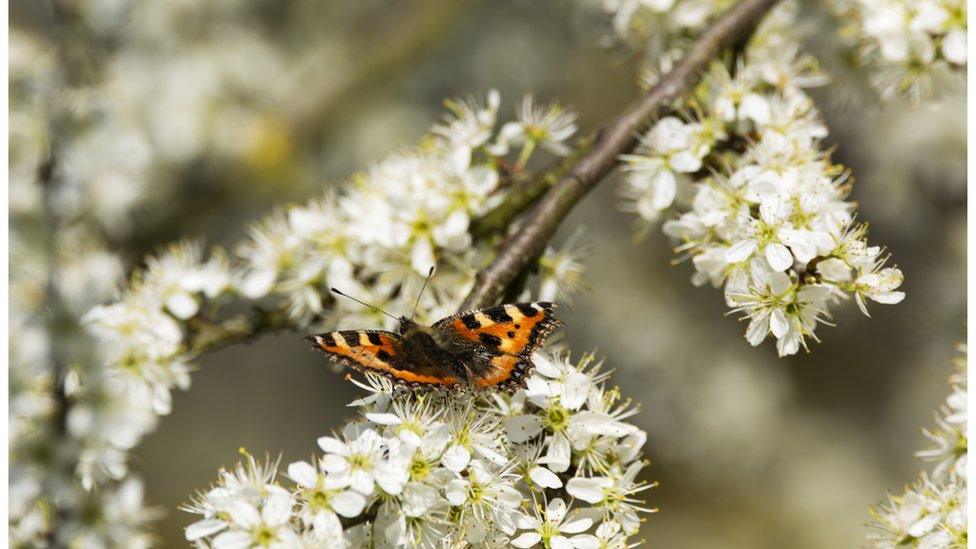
[
  {"xmin": 212, "ymin": 530, "xmax": 252, "ymax": 549},
  {"xmin": 185, "ymin": 519, "xmax": 228, "ymax": 541},
  {"xmin": 311, "ymin": 511, "xmax": 343, "ymax": 537},
  {"xmin": 726, "ymin": 239, "xmax": 758, "ymax": 263},
  {"xmin": 445, "ymin": 480, "xmax": 468, "ymax": 506},
  {"xmin": 511, "ymin": 532, "xmax": 543, "ymax": 548},
  {"xmin": 227, "ymin": 501, "xmax": 261, "ymax": 529},
  {"xmin": 410, "ymin": 238, "xmax": 436, "ymax": 276},
  {"xmin": 870, "ymin": 291, "xmax": 905, "ymax": 305},
  {"xmin": 317, "ymin": 436, "xmax": 347, "ymax": 455},
  {"xmin": 570, "ymin": 533, "xmax": 601, "ymax": 548},
  {"xmin": 533, "ymin": 354, "xmax": 562, "ymax": 377},
  {"xmin": 364, "ymin": 412, "xmax": 401, "ymax": 426},
  {"xmin": 374, "ymin": 463, "xmax": 406, "ymax": 496},
  {"xmin": 550, "ymin": 535, "xmax": 574, "ymax": 549},
  {"xmin": 240, "ymin": 269, "xmax": 276, "ymax": 299},
  {"xmin": 669, "ymin": 151, "xmax": 702, "ymax": 174},
  {"xmin": 769, "ymin": 308, "xmax": 789, "ymax": 338},
  {"xmin": 764, "ymin": 242, "xmax": 793, "ymax": 271},
  {"xmin": 474, "ymin": 443, "xmax": 507, "ymax": 465},
  {"xmin": 401, "ymin": 483, "xmax": 439, "ymax": 517},
  {"xmin": 542, "ymin": 433, "xmax": 572, "ymax": 473},
  {"xmin": 650, "ymin": 170, "xmax": 677, "ymax": 210},
  {"xmin": 740, "ymin": 94, "xmax": 770, "ymax": 125},
  {"xmin": 441, "ymin": 444, "xmax": 471, "ymax": 473},
  {"xmin": 262, "ymin": 488, "xmax": 294, "ymax": 527},
  {"xmin": 529, "ymin": 466, "xmax": 563, "ymax": 489},
  {"xmin": 286, "ymin": 461, "xmax": 318, "ymax": 487},
  {"xmin": 320, "ymin": 454, "xmax": 349, "ymax": 474},
  {"xmin": 560, "ymin": 518, "xmax": 593, "ymax": 535},
  {"xmin": 332, "ymin": 490, "xmax": 367, "ymax": 518},
  {"xmin": 547, "ymin": 498, "xmax": 568, "ymax": 522},
  {"xmin": 745, "ymin": 313, "xmax": 770, "ymax": 346},
  {"xmin": 165, "ymin": 292, "xmax": 199, "ymax": 320},
  {"xmin": 943, "ymin": 29, "xmax": 967, "ymax": 64},
  {"xmin": 350, "ymin": 469, "xmax": 375, "ymax": 496},
  {"xmin": 506, "ymin": 415, "xmax": 545, "ymax": 443},
  {"xmin": 566, "ymin": 478, "xmax": 604, "ymax": 504}
]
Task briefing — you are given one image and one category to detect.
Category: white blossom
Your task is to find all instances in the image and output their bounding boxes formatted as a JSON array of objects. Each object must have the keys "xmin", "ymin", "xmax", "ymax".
[
  {"xmin": 832, "ymin": 0, "xmax": 967, "ymax": 100},
  {"xmin": 867, "ymin": 346, "xmax": 968, "ymax": 547},
  {"xmin": 511, "ymin": 498, "xmax": 595, "ymax": 548},
  {"xmin": 614, "ymin": 4, "xmax": 905, "ymax": 355},
  {"xmin": 318, "ymin": 427, "xmax": 407, "ymax": 497},
  {"xmin": 493, "ymin": 95, "xmax": 579, "ymax": 167},
  {"xmin": 185, "ymin": 351, "xmax": 652, "ymax": 547}
]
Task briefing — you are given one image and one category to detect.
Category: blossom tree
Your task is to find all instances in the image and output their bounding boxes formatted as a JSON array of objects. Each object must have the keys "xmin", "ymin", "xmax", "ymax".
[{"xmin": 8, "ymin": 0, "xmax": 965, "ymax": 547}]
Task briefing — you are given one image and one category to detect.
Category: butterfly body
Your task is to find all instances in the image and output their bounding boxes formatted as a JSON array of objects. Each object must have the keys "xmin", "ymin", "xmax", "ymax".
[{"xmin": 308, "ymin": 302, "xmax": 561, "ymax": 390}]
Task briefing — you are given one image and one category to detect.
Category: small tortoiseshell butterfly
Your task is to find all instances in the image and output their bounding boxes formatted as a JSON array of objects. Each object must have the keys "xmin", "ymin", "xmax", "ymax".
[{"xmin": 307, "ymin": 269, "xmax": 561, "ymax": 390}]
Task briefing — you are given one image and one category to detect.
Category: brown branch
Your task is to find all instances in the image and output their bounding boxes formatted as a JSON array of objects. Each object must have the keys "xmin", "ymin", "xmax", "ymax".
[
  {"xmin": 186, "ymin": 306, "xmax": 294, "ymax": 356},
  {"xmin": 471, "ymin": 134, "xmax": 596, "ymax": 239},
  {"xmin": 458, "ymin": 0, "xmax": 780, "ymax": 311}
]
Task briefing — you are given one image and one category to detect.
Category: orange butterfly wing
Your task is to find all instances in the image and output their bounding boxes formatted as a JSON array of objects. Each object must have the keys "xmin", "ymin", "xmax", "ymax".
[
  {"xmin": 433, "ymin": 302, "xmax": 561, "ymax": 388},
  {"xmin": 307, "ymin": 329, "xmax": 460, "ymax": 386}
]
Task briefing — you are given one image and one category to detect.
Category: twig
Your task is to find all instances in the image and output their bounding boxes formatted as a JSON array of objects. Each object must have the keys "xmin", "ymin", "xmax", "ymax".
[
  {"xmin": 458, "ymin": 0, "xmax": 780, "ymax": 311},
  {"xmin": 187, "ymin": 306, "xmax": 294, "ymax": 355}
]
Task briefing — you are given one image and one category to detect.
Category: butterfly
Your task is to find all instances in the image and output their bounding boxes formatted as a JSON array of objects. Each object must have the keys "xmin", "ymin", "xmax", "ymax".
[{"xmin": 307, "ymin": 269, "xmax": 561, "ymax": 390}]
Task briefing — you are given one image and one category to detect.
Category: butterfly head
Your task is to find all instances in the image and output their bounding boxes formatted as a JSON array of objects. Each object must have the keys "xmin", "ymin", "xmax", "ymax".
[{"xmin": 397, "ymin": 316, "xmax": 421, "ymax": 335}]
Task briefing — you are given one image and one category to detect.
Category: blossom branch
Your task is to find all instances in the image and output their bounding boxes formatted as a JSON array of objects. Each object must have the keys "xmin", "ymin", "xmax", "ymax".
[
  {"xmin": 167, "ymin": 0, "xmax": 781, "ymax": 357},
  {"xmin": 459, "ymin": 0, "xmax": 780, "ymax": 311},
  {"xmin": 470, "ymin": 134, "xmax": 596, "ymax": 239},
  {"xmin": 186, "ymin": 306, "xmax": 293, "ymax": 355}
]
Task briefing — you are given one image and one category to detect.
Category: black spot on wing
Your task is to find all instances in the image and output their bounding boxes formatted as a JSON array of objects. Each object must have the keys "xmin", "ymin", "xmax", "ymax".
[
  {"xmin": 478, "ymin": 333, "xmax": 502, "ymax": 348},
  {"xmin": 461, "ymin": 314, "xmax": 480, "ymax": 329},
  {"xmin": 485, "ymin": 307, "xmax": 513, "ymax": 323},
  {"xmin": 319, "ymin": 333, "xmax": 337, "ymax": 347},
  {"xmin": 507, "ymin": 331, "xmax": 515, "ymax": 338},
  {"xmin": 340, "ymin": 330, "xmax": 361, "ymax": 343},
  {"xmin": 376, "ymin": 349, "xmax": 392, "ymax": 361},
  {"xmin": 517, "ymin": 304, "xmax": 539, "ymax": 318},
  {"xmin": 367, "ymin": 332, "xmax": 383, "ymax": 346}
]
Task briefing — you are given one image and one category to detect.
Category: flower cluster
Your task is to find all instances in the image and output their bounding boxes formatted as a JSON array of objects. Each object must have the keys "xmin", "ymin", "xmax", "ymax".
[
  {"xmin": 867, "ymin": 345, "xmax": 967, "ymax": 547},
  {"xmin": 9, "ymin": 30, "xmax": 163, "ymax": 546},
  {"xmin": 234, "ymin": 90, "xmax": 577, "ymax": 326},
  {"xmin": 613, "ymin": 3, "xmax": 905, "ymax": 355},
  {"xmin": 184, "ymin": 351, "xmax": 653, "ymax": 547},
  {"xmin": 831, "ymin": 0, "xmax": 967, "ymax": 100}
]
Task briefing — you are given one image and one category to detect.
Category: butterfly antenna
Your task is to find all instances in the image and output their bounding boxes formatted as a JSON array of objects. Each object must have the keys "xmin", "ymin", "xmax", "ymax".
[
  {"xmin": 329, "ymin": 287, "xmax": 399, "ymax": 321},
  {"xmin": 410, "ymin": 266, "xmax": 435, "ymax": 321}
]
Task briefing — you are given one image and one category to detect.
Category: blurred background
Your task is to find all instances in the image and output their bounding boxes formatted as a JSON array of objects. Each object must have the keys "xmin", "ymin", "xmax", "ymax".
[{"xmin": 11, "ymin": 0, "xmax": 966, "ymax": 546}]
